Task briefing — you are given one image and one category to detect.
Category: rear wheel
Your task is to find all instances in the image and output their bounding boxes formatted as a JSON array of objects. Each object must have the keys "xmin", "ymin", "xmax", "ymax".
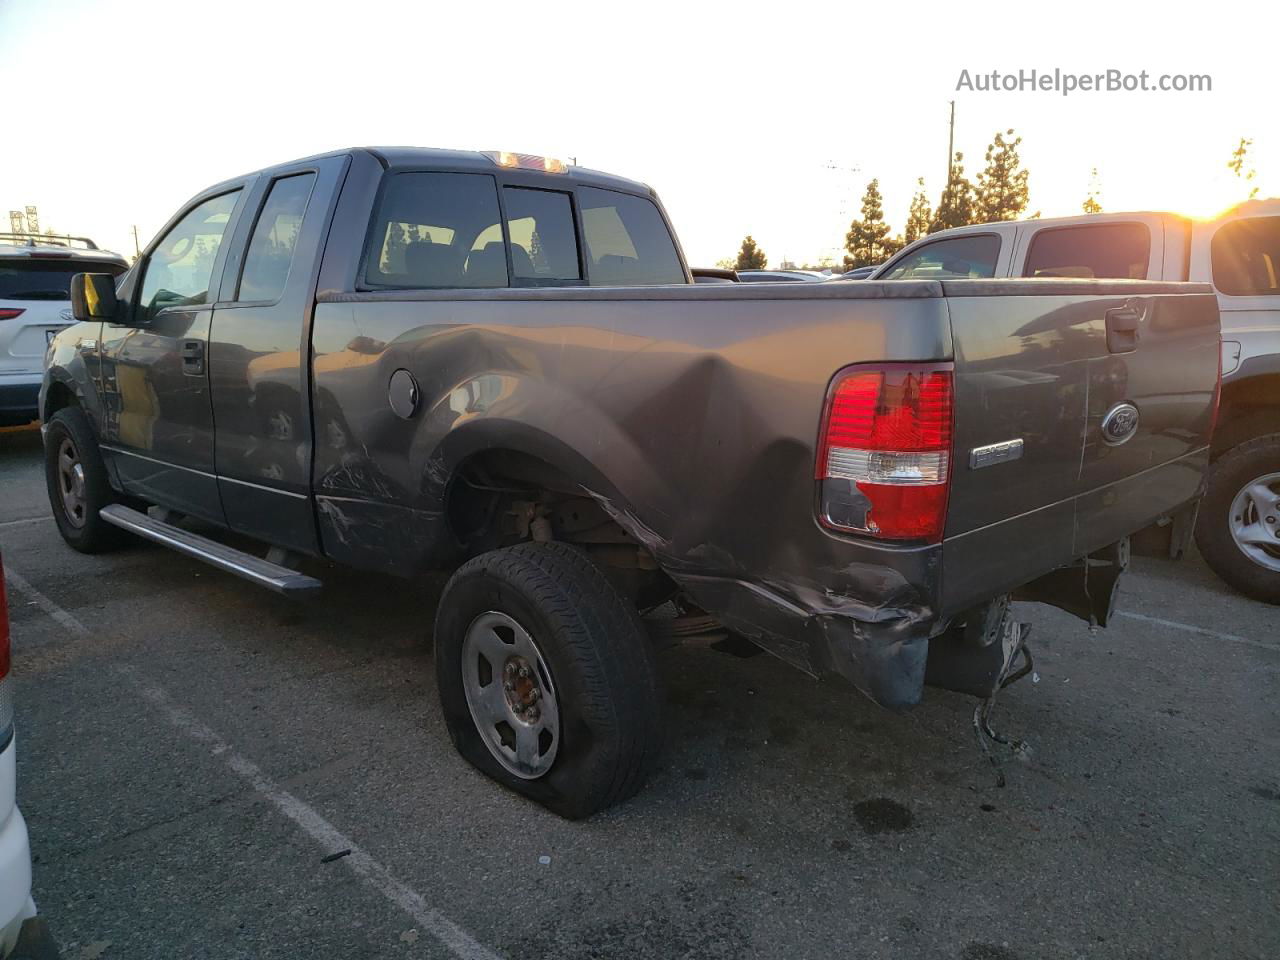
[
  {"xmin": 1196, "ymin": 434, "xmax": 1280, "ymax": 604},
  {"xmin": 43, "ymin": 406, "xmax": 129, "ymax": 553},
  {"xmin": 434, "ymin": 542, "xmax": 662, "ymax": 819}
]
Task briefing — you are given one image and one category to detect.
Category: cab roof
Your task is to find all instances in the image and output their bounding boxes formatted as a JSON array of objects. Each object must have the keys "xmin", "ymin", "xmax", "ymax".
[{"xmin": 245, "ymin": 146, "xmax": 655, "ymax": 198}]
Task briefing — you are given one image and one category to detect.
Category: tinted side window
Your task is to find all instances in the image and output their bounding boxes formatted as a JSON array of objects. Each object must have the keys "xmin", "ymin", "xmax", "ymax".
[
  {"xmin": 502, "ymin": 188, "xmax": 580, "ymax": 282},
  {"xmin": 237, "ymin": 173, "xmax": 316, "ymax": 302},
  {"xmin": 139, "ymin": 191, "xmax": 240, "ymax": 320},
  {"xmin": 366, "ymin": 173, "xmax": 506, "ymax": 288},
  {"xmin": 1023, "ymin": 223, "xmax": 1150, "ymax": 279},
  {"xmin": 0, "ymin": 259, "xmax": 125, "ymax": 300},
  {"xmin": 579, "ymin": 187, "xmax": 684, "ymax": 285},
  {"xmin": 1212, "ymin": 217, "xmax": 1280, "ymax": 296},
  {"xmin": 882, "ymin": 235, "xmax": 1000, "ymax": 279}
]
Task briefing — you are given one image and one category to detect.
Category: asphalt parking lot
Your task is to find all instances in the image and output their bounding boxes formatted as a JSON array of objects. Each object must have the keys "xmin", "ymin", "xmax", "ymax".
[{"xmin": 1, "ymin": 423, "xmax": 1276, "ymax": 960}]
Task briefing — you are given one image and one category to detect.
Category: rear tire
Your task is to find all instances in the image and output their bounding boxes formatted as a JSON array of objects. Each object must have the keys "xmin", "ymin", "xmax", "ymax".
[
  {"xmin": 43, "ymin": 406, "xmax": 130, "ymax": 554},
  {"xmin": 434, "ymin": 542, "xmax": 662, "ymax": 819},
  {"xmin": 1195, "ymin": 434, "xmax": 1280, "ymax": 604}
]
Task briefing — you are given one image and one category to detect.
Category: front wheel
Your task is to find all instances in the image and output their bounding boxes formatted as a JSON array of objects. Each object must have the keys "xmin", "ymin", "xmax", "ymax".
[
  {"xmin": 43, "ymin": 406, "xmax": 130, "ymax": 554},
  {"xmin": 434, "ymin": 542, "xmax": 662, "ymax": 819},
  {"xmin": 1195, "ymin": 434, "xmax": 1280, "ymax": 604}
]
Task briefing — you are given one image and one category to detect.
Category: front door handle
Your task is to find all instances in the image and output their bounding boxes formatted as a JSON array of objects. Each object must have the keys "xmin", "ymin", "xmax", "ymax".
[
  {"xmin": 180, "ymin": 339, "xmax": 205, "ymax": 375},
  {"xmin": 1105, "ymin": 304, "xmax": 1142, "ymax": 354}
]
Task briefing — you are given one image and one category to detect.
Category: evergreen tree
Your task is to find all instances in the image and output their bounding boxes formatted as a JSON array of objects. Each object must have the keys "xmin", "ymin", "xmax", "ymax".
[
  {"xmin": 928, "ymin": 152, "xmax": 975, "ymax": 233},
  {"xmin": 1082, "ymin": 167, "xmax": 1103, "ymax": 214},
  {"xmin": 735, "ymin": 235, "xmax": 767, "ymax": 270},
  {"xmin": 903, "ymin": 178, "xmax": 932, "ymax": 245},
  {"xmin": 843, "ymin": 179, "xmax": 901, "ymax": 268},
  {"xmin": 974, "ymin": 129, "xmax": 1030, "ymax": 223},
  {"xmin": 1228, "ymin": 137, "xmax": 1259, "ymax": 201}
]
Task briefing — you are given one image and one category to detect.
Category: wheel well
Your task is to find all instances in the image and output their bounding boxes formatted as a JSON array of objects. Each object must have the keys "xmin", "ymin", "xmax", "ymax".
[
  {"xmin": 1214, "ymin": 374, "xmax": 1280, "ymax": 458},
  {"xmin": 443, "ymin": 449, "xmax": 673, "ymax": 606},
  {"xmin": 43, "ymin": 380, "xmax": 76, "ymax": 422}
]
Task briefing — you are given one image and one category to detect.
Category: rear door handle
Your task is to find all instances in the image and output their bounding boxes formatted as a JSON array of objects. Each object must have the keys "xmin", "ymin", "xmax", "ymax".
[
  {"xmin": 1105, "ymin": 304, "xmax": 1143, "ymax": 353},
  {"xmin": 180, "ymin": 339, "xmax": 205, "ymax": 375}
]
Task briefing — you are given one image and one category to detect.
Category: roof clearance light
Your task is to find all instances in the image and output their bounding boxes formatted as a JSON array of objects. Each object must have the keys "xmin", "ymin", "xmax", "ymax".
[{"xmin": 484, "ymin": 151, "xmax": 568, "ymax": 174}]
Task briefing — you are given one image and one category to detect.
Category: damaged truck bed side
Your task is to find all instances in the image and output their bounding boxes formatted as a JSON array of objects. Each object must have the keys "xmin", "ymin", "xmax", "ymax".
[{"xmin": 43, "ymin": 147, "xmax": 1221, "ymax": 816}]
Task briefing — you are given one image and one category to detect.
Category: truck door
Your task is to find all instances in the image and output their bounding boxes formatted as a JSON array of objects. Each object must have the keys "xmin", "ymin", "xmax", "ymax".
[
  {"xmin": 98, "ymin": 187, "xmax": 248, "ymax": 524},
  {"xmin": 1015, "ymin": 220, "xmax": 1218, "ymax": 552},
  {"xmin": 207, "ymin": 155, "xmax": 349, "ymax": 553}
]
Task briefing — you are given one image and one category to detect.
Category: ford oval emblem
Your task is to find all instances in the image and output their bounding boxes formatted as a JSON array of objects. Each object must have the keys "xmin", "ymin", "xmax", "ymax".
[{"xmin": 1101, "ymin": 402, "xmax": 1140, "ymax": 446}]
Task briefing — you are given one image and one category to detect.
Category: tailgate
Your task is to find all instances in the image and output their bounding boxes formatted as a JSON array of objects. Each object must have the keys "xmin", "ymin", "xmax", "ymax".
[{"xmin": 938, "ymin": 280, "xmax": 1219, "ymax": 614}]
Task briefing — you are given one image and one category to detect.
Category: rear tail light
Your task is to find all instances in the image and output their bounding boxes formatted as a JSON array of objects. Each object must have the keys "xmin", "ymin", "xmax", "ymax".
[
  {"xmin": 0, "ymin": 308, "xmax": 25, "ymax": 321},
  {"xmin": 816, "ymin": 363, "xmax": 954, "ymax": 543},
  {"xmin": 0, "ymin": 555, "xmax": 11, "ymax": 746}
]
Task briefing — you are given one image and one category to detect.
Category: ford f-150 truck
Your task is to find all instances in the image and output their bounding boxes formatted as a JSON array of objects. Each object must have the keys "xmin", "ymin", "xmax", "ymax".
[
  {"xmin": 41, "ymin": 148, "xmax": 1220, "ymax": 817},
  {"xmin": 872, "ymin": 204, "xmax": 1279, "ymax": 604}
]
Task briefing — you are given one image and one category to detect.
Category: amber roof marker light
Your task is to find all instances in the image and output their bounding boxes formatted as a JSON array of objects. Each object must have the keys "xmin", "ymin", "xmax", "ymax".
[{"xmin": 483, "ymin": 151, "xmax": 569, "ymax": 174}]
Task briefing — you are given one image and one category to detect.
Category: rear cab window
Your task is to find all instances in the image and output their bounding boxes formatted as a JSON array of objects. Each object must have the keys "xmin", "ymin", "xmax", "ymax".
[
  {"xmin": 1211, "ymin": 216, "xmax": 1280, "ymax": 296},
  {"xmin": 361, "ymin": 170, "xmax": 684, "ymax": 290},
  {"xmin": 881, "ymin": 234, "xmax": 1000, "ymax": 280},
  {"xmin": 237, "ymin": 173, "xmax": 317, "ymax": 302},
  {"xmin": 0, "ymin": 258, "xmax": 127, "ymax": 301},
  {"xmin": 1022, "ymin": 223, "xmax": 1151, "ymax": 278}
]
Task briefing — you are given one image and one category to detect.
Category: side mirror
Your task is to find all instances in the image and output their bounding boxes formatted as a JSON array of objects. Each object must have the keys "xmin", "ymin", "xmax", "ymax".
[{"xmin": 70, "ymin": 273, "xmax": 119, "ymax": 321}]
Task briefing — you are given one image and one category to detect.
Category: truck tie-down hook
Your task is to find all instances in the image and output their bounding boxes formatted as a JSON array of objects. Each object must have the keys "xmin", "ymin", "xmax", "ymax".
[{"xmin": 972, "ymin": 615, "xmax": 1035, "ymax": 788}]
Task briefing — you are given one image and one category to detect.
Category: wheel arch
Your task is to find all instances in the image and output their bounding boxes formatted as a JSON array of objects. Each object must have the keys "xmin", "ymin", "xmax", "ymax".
[{"xmin": 1214, "ymin": 371, "xmax": 1280, "ymax": 457}]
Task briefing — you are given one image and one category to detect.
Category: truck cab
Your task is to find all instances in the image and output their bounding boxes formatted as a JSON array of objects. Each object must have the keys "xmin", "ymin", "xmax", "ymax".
[{"xmin": 873, "ymin": 202, "xmax": 1280, "ymax": 603}]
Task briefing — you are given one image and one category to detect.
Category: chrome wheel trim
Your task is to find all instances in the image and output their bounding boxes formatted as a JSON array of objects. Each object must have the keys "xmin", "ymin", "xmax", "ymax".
[
  {"xmin": 56, "ymin": 437, "xmax": 87, "ymax": 529},
  {"xmin": 460, "ymin": 611, "xmax": 561, "ymax": 780},
  {"xmin": 1228, "ymin": 471, "xmax": 1280, "ymax": 573}
]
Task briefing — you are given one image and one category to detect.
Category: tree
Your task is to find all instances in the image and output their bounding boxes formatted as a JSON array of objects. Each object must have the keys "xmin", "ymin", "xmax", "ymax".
[
  {"xmin": 1082, "ymin": 167, "xmax": 1103, "ymax": 215},
  {"xmin": 735, "ymin": 235, "xmax": 766, "ymax": 270},
  {"xmin": 928, "ymin": 152, "xmax": 975, "ymax": 233},
  {"xmin": 714, "ymin": 257, "xmax": 737, "ymax": 270},
  {"xmin": 974, "ymin": 129, "xmax": 1030, "ymax": 223},
  {"xmin": 843, "ymin": 179, "xmax": 902, "ymax": 268},
  {"xmin": 1228, "ymin": 137, "xmax": 1259, "ymax": 201},
  {"xmin": 903, "ymin": 178, "xmax": 932, "ymax": 245}
]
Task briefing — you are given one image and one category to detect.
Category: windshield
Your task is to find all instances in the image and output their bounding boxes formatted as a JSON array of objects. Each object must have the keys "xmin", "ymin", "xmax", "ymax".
[{"xmin": 0, "ymin": 259, "xmax": 126, "ymax": 300}]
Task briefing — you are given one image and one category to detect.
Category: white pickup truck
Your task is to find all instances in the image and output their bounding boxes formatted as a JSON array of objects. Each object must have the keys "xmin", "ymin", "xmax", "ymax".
[{"xmin": 872, "ymin": 201, "xmax": 1280, "ymax": 603}]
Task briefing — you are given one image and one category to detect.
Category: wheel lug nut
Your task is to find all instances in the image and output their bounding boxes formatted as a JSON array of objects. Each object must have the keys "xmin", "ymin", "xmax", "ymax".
[
  {"xmin": 503, "ymin": 680, "xmax": 515, "ymax": 692},
  {"xmin": 528, "ymin": 688, "xmax": 540, "ymax": 702},
  {"xmin": 518, "ymin": 666, "xmax": 530, "ymax": 679}
]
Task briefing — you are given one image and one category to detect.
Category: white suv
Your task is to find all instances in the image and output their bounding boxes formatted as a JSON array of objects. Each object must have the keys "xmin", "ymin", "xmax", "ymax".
[
  {"xmin": 0, "ymin": 552, "xmax": 38, "ymax": 956},
  {"xmin": 1, "ymin": 235, "xmax": 128, "ymax": 426}
]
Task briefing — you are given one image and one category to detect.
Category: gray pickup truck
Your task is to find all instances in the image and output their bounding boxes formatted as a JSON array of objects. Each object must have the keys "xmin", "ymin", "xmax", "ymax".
[{"xmin": 42, "ymin": 147, "xmax": 1220, "ymax": 817}]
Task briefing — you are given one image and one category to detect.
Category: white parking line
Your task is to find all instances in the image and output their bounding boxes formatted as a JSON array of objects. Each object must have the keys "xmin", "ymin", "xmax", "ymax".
[
  {"xmin": 3, "ymin": 565, "xmax": 504, "ymax": 960},
  {"xmin": 0, "ymin": 516, "xmax": 52, "ymax": 529},
  {"xmin": 1116, "ymin": 610, "xmax": 1279, "ymax": 653}
]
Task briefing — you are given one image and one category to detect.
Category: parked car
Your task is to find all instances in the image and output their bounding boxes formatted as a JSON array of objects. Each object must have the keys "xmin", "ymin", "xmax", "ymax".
[
  {"xmin": 736, "ymin": 269, "xmax": 825, "ymax": 282},
  {"xmin": 1, "ymin": 235, "xmax": 128, "ymax": 426},
  {"xmin": 42, "ymin": 147, "xmax": 1219, "ymax": 817},
  {"xmin": 0, "ymin": 552, "xmax": 44, "ymax": 957},
  {"xmin": 834, "ymin": 265, "xmax": 878, "ymax": 280},
  {"xmin": 871, "ymin": 202, "xmax": 1280, "ymax": 603}
]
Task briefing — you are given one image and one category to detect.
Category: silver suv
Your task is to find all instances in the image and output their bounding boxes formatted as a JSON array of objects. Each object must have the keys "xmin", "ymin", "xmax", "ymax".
[{"xmin": 0, "ymin": 235, "xmax": 127, "ymax": 426}]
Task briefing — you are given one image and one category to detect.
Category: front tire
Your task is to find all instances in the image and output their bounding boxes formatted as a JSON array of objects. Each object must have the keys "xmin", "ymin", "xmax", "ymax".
[
  {"xmin": 1195, "ymin": 434, "xmax": 1280, "ymax": 604},
  {"xmin": 434, "ymin": 542, "xmax": 662, "ymax": 819},
  {"xmin": 43, "ymin": 406, "xmax": 129, "ymax": 554}
]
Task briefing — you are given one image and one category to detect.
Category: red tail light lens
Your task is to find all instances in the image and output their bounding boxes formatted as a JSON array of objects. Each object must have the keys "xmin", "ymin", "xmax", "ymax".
[
  {"xmin": 816, "ymin": 363, "xmax": 954, "ymax": 542},
  {"xmin": 0, "ymin": 308, "xmax": 26, "ymax": 321}
]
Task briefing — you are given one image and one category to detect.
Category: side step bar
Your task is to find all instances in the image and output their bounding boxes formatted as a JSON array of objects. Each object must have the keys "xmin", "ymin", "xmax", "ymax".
[{"xmin": 99, "ymin": 504, "xmax": 322, "ymax": 596}]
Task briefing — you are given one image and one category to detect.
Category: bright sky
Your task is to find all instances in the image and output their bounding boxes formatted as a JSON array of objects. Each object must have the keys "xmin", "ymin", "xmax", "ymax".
[{"xmin": 0, "ymin": 0, "xmax": 1273, "ymax": 268}]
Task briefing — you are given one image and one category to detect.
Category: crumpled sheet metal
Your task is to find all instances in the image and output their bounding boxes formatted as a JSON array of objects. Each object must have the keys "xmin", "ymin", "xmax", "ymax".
[{"xmin": 585, "ymin": 486, "xmax": 940, "ymax": 710}]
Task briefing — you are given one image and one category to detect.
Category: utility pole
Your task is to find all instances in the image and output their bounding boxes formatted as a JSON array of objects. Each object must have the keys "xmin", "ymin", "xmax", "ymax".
[
  {"xmin": 132, "ymin": 225, "xmax": 141, "ymax": 257},
  {"xmin": 946, "ymin": 100, "xmax": 955, "ymax": 186}
]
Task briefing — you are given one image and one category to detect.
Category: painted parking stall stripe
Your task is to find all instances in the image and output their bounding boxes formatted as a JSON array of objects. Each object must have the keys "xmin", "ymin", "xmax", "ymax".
[
  {"xmin": 1116, "ymin": 610, "xmax": 1279, "ymax": 653},
  {"xmin": 3, "ymin": 565, "xmax": 505, "ymax": 960}
]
